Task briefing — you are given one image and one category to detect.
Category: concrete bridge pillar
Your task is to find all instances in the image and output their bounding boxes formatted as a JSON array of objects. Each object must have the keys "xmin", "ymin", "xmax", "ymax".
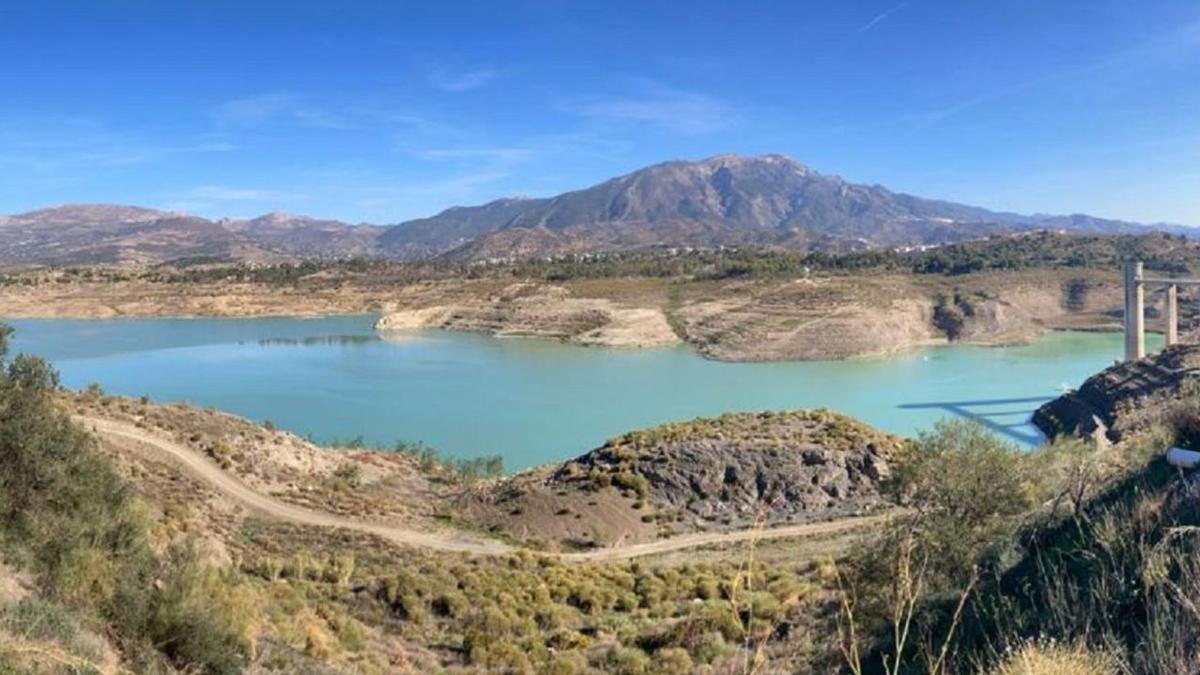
[
  {"xmin": 1167, "ymin": 284, "xmax": 1179, "ymax": 347},
  {"xmin": 1124, "ymin": 261, "xmax": 1145, "ymax": 361}
]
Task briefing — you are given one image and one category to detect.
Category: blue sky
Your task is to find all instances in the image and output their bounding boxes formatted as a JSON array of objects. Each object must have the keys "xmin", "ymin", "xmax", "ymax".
[{"xmin": 1, "ymin": 1, "xmax": 1198, "ymax": 225}]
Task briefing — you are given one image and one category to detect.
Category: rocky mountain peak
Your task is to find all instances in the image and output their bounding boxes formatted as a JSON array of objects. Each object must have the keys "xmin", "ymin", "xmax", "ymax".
[{"xmin": 252, "ymin": 211, "xmax": 308, "ymax": 225}]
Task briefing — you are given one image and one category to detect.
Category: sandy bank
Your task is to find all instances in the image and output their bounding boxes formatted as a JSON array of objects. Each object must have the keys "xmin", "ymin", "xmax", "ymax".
[{"xmin": 375, "ymin": 282, "xmax": 680, "ymax": 349}]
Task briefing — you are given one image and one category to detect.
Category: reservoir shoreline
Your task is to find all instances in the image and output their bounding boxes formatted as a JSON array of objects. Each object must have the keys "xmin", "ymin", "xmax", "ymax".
[{"xmin": 6, "ymin": 316, "xmax": 1163, "ymax": 470}]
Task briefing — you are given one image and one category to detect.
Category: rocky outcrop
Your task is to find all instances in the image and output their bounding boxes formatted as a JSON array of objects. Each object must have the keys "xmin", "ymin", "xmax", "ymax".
[
  {"xmin": 370, "ymin": 272, "xmax": 1129, "ymax": 361},
  {"xmin": 930, "ymin": 276, "xmax": 1124, "ymax": 346},
  {"xmin": 460, "ymin": 410, "xmax": 902, "ymax": 548},
  {"xmin": 1034, "ymin": 344, "xmax": 1200, "ymax": 443},
  {"xmin": 562, "ymin": 410, "xmax": 898, "ymax": 524}
]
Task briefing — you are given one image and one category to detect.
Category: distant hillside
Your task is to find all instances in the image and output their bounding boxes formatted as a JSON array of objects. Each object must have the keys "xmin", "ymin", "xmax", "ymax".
[
  {"xmin": 0, "ymin": 204, "xmax": 380, "ymax": 266},
  {"xmin": 388, "ymin": 154, "xmax": 1023, "ymax": 259},
  {"xmin": 386, "ymin": 154, "xmax": 1190, "ymax": 260},
  {"xmin": 1, "ymin": 154, "xmax": 1191, "ymax": 265}
]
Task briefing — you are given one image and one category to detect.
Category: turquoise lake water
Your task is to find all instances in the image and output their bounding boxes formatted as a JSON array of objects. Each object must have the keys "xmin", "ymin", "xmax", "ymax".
[{"xmin": 5, "ymin": 316, "xmax": 1161, "ymax": 471}]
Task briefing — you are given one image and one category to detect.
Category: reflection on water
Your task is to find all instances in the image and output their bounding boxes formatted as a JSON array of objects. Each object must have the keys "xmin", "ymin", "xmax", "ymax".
[
  {"xmin": 257, "ymin": 335, "xmax": 379, "ymax": 347},
  {"xmin": 6, "ymin": 315, "xmax": 1160, "ymax": 470}
]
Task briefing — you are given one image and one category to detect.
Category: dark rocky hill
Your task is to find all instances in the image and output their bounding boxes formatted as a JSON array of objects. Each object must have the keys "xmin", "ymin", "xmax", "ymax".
[
  {"xmin": 459, "ymin": 410, "xmax": 903, "ymax": 549},
  {"xmin": 1034, "ymin": 344, "xmax": 1200, "ymax": 444}
]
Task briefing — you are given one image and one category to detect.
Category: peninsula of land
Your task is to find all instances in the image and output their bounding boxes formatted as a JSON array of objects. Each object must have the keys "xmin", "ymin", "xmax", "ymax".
[{"xmin": 4, "ymin": 231, "xmax": 1197, "ymax": 360}]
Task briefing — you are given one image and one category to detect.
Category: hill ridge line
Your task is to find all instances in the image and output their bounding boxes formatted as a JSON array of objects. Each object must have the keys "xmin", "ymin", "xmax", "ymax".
[{"xmin": 79, "ymin": 415, "xmax": 891, "ymax": 562}]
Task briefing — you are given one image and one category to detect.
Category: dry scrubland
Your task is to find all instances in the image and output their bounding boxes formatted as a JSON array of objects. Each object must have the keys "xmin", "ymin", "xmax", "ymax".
[
  {"xmin": 7, "ymin": 336, "xmax": 1200, "ymax": 672},
  {"xmin": 7, "ymin": 230, "xmax": 1200, "ymax": 360},
  {"xmin": 8, "ymin": 233, "xmax": 1200, "ymax": 672},
  {"xmin": 6, "ymin": 383, "xmax": 887, "ymax": 673}
]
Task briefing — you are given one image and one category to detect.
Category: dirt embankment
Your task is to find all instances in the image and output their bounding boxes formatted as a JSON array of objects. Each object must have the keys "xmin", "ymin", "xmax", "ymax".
[
  {"xmin": 375, "ymin": 281, "xmax": 680, "ymax": 349},
  {"xmin": 670, "ymin": 270, "xmax": 1127, "ymax": 361},
  {"xmin": 459, "ymin": 410, "xmax": 902, "ymax": 551},
  {"xmin": 71, "ymin": 393, "xmax": 893, "ymax": 562},
  {"xmin": 673, "ymin": 276, "xmax": 942, "ymax": 361},
  {"xmin": 0, "ymin": 276, "xmax": 389, "ymax": 318},
  {"xmin": 0, "ymin": 267, "xmax": 1147, "ymax": 360},
  {"xmin": 69, "ymin": 392, "xmax": 458, "ymax": 523}
]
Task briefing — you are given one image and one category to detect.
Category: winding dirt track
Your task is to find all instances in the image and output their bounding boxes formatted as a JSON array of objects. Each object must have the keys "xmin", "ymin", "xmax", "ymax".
[{"xmin": 82, "ymin": 416, "xmax": 890, "ymax": 562}]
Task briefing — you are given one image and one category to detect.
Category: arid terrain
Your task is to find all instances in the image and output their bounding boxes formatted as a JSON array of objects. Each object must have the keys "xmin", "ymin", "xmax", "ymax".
[
  {"xmin": 9, "ymin": 339, "xmax": 1199, "ymax": 674},
  {"xmin": 460, "ymin": 410, "xmax": 900, "ymax": 549},
  {"xmin": 28, "ymin": 388, "xmax": 897, "ymax": 673},
  {"xmin": 5, "ymin": 237, "xmax": 1193, "ymax": 360},
  {"xmin": 69, "ymin": 390, "xmax": 895, "ymax": 555},
  {"xmin": 6, "ymin": 231, "xmax": 1200, "ymax": 673}
]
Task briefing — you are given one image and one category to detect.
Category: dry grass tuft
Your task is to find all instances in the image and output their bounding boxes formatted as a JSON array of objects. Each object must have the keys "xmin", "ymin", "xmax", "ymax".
[{"xmin": 991, "ymin": 640, "xmax": 1118, "ymax": 675}]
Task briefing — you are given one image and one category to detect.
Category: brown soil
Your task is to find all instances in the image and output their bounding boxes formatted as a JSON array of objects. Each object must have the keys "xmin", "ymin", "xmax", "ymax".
[
  {"xmin": 71, "ymin": 394, "xmax": 894, "ymax": 562},
  {"xmin": 460, "ymin": 410, "xmax": 902, "ymax": 551}
]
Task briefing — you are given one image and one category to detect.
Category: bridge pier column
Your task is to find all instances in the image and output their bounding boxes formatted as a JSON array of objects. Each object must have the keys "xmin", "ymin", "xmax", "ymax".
[
  {"xmin": 1167, "ymin": 284, "xmax": 1179, "ymax": 347},
  {"xmin": 1125, "ymin": 262, "xmax": 1145, "ymax": 360}
]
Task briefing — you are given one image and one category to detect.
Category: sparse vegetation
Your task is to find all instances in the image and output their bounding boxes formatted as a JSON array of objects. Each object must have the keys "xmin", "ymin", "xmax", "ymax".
[
  {"xmin": 6, "ymin": 293, "xmax": 1200, "ymax": 673},
  {"xmin": 26, "ymin": 230, "xmax": 1191, "ymax": 287},
  {"xmin": 836, "ymin": 399, "xmax": 1200, "ymax": 675},
  {"xmin": 0, "ymin": 323, "xmax": 256, "ymax": 673},
  {"xmin": 237, "ymin": 521, "xmax": 833, "ymax": 674}
]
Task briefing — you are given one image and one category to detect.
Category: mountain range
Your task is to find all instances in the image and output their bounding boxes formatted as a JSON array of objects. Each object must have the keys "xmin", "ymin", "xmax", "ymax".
[{"xmin": 0, "ymin": 154, "xmax": 1190, "ymax": 266}]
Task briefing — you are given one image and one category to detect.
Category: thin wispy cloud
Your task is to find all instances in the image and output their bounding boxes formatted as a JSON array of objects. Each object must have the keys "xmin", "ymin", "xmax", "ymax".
[
  {"xmin": 858, "ymin": 2, "xmax": 909, "ymax": 34},
  {"xmin": 427, "ymin": 67, "xmax": 498, "ymax": 92},
  {"xmin": 562, "ymin": 80, "xmax": 737, "ymax": 134},
  {"xmin": 404, "ymin": 133, "xmax": 632, "ymax": 174},
  {"xmin": 0, "ymin": 120, "xmax": 235, "ymax": 173},
  {"xmin": 902, "ymin": 15, "xmax": 1200, "ymax": 131},
  {"xmin": 161, "ymin": 185, "xmax": 308, "ymax": 217},
  {"xmin": 417, "ymin": 146, "xmax": 535, "ymax": 164},
  {"xmin": 211, "ymin": 93, "xmax": 355, "ymax": 129}
]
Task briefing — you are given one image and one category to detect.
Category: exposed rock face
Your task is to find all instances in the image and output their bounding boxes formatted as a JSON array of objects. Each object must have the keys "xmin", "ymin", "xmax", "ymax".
[
  {"xmin": 370, "ymin": 271, "xmax": 1128, "ymax": 360},
  {"xmin": 930, "ymin": 276, "xmax": 1126, "ymax": 347},
  {"xmin": 562, "ymin": 410, "xmax": 897, "ymax": 523},
  {"xmin": 375, "ymin": 282, "xmax": 680, "ymax": 348},
  {"xmin": 668, "ymin": 271, "xmax": 1124, "ymax": 361},
  {"xmin": 1034, "ymin": 344, "xmax": 1200, "ymax": 442},
  {"xmin": 460, "ymin": 410, "xmax": 902, "ymax": 549}
]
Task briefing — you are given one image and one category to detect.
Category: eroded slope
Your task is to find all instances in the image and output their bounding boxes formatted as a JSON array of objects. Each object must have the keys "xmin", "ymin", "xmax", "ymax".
[{"xmin": 461, "ymin": 410, "xmax": 902, "ymax": 550}]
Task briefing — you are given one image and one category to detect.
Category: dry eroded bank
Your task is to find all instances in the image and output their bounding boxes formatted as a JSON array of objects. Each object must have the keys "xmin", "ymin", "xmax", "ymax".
[
  {"xmin": 372, "ymin": 269, "xmax": 1130, "ymax": 360},
  {"xmin": 0, "ymin": 268, "xmax": 1141, "ymax": 360}
]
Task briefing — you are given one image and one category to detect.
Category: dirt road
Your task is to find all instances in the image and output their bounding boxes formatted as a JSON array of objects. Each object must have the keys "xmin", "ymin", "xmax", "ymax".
[{"xmin": 83, "ymin": 416, "xmax": 889, "ymax": 562}]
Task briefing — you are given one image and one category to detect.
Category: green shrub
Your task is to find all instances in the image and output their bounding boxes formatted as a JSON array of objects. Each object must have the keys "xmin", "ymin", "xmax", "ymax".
[
  {"xmin": 0, "ymin": 325, "xmax": 254, "ymax": 674},
  {"xmin": 430, "ymin": 590, "xmax": 468, "ymax": 618},
  {"xmin": 653, "ymin": 647, "xmax": 694, "ymax": 674},
  {"xmin": 883, "ymin": 419, "xmax": 1037, "ymax": 584},
  {"xmin": 144, "ymin": 543, "xmax": 259, "ymax": 674},
  {"xmin": 0, "ymin": 597, "xmax": 91, "ymax": 658},
  {"xmin": 606, "ymin": 646, "xmax": 652, "ymax": 675},
  {"xmin": 332, "ymin": 463, "xmax": 363, "ymax": 489},
  {"xmin": 613, "ymin": 471, "xmax": 649, "ymax": 498}
]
